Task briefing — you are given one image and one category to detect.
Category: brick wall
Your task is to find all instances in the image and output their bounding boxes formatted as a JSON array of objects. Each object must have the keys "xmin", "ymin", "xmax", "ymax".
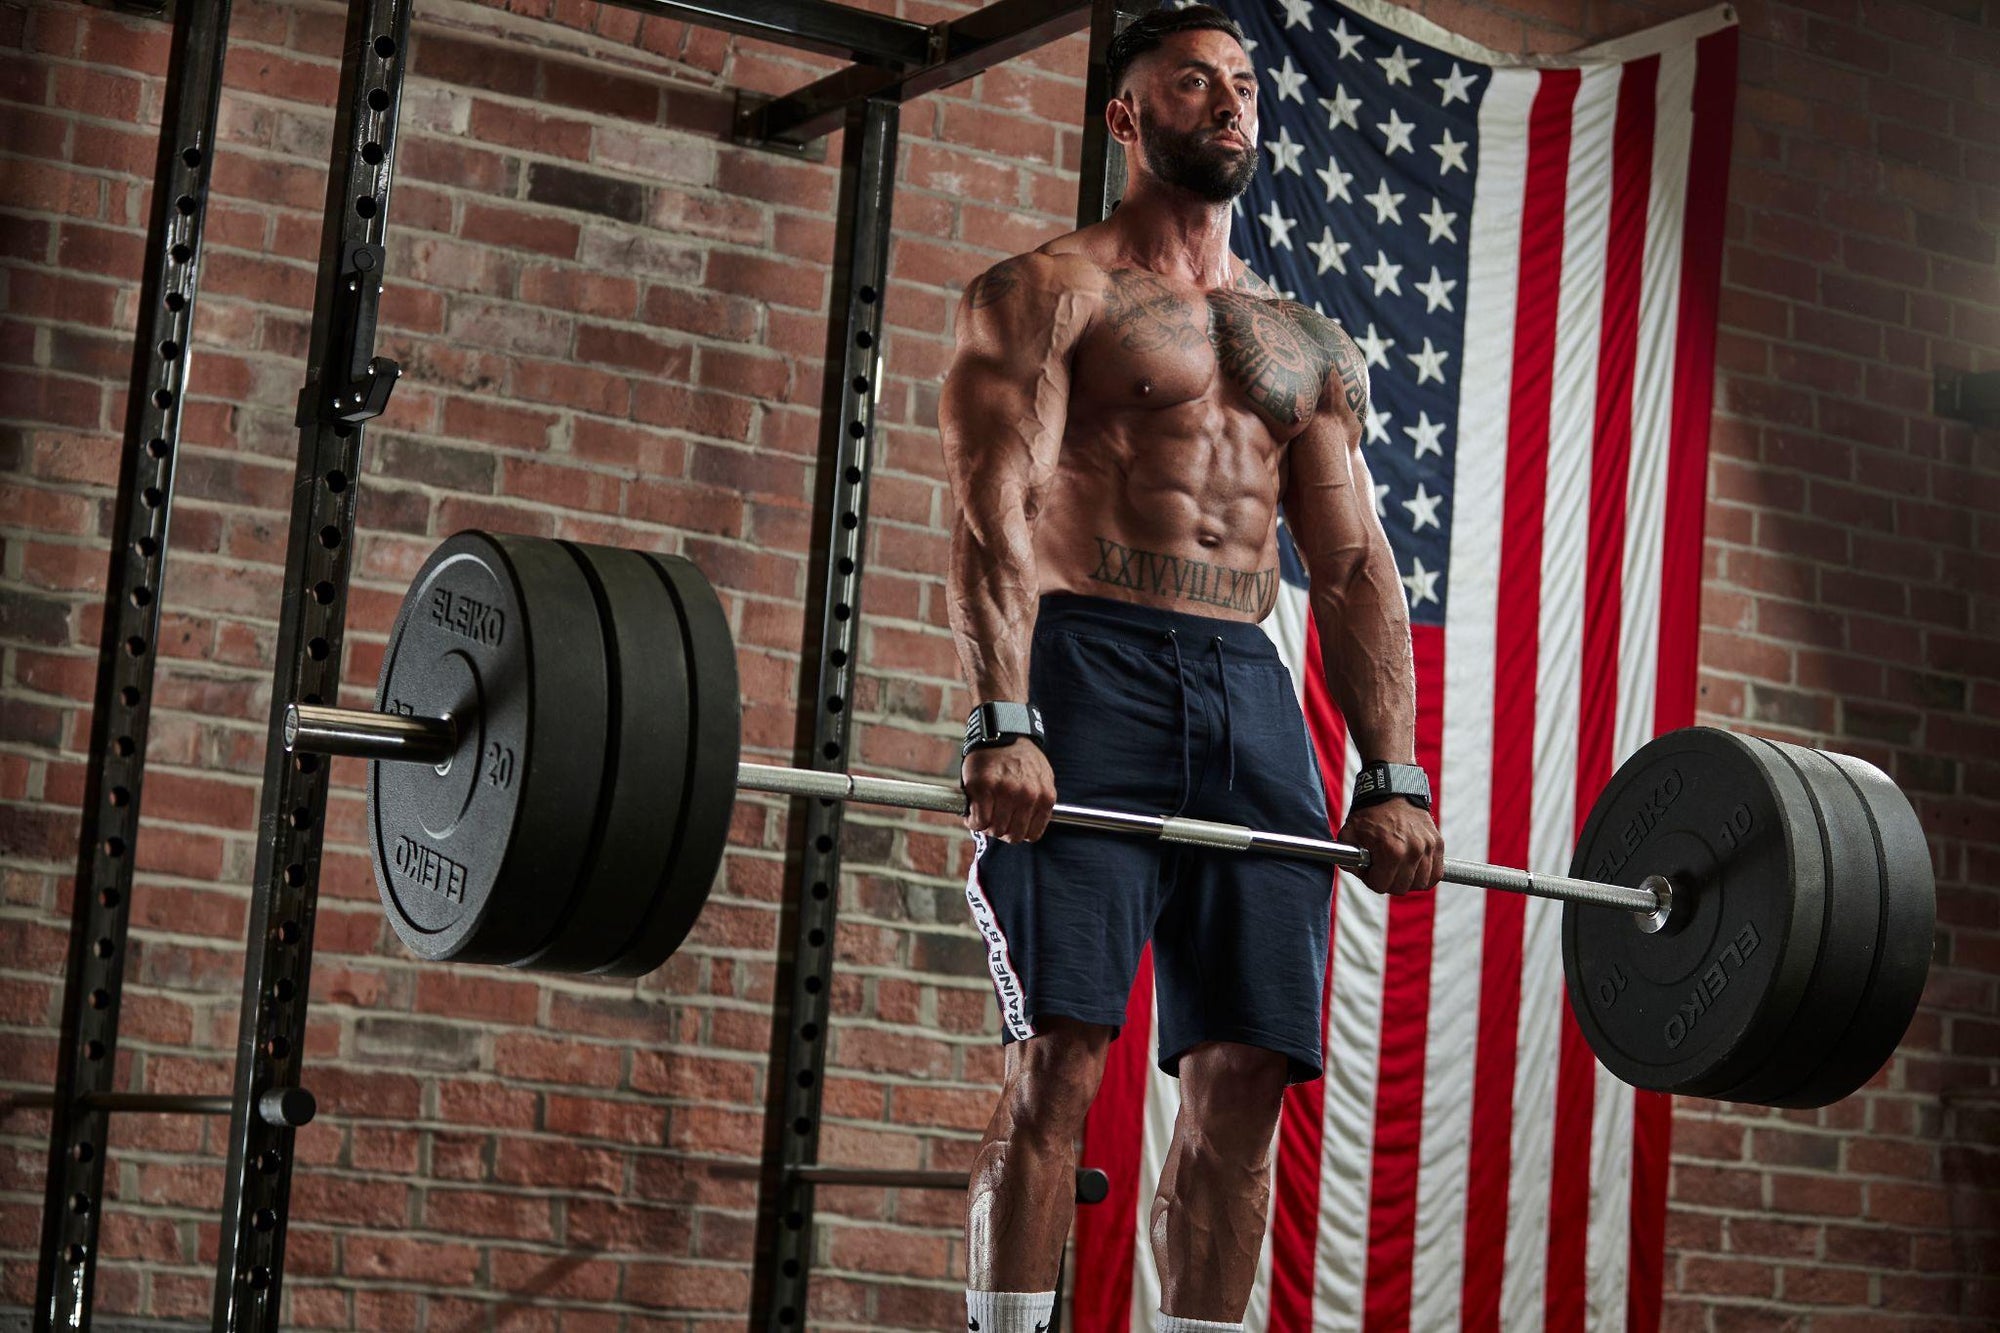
[{"xmin": 0, "ymin": 0, "xmax": 1994, "ymax": 1329}]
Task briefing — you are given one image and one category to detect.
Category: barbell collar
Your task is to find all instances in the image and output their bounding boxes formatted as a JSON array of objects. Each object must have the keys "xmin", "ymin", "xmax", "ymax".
[{"xmin": 285, "ymin": 703, "xmax": 456, "ymax": 766}]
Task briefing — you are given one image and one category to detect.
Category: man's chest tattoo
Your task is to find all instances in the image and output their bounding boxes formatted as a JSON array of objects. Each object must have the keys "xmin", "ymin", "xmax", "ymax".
[
  {"xmin": 1090, "ymin": 536, "xmax": 1278, "ymax": 615},
  {"xmin": 1205, "ymin": 290, "xmax": 1334, "ymax": 429},
  {"xmin": 1104, "ymin": 269, "xmax": 1207, "ymax": 353}
]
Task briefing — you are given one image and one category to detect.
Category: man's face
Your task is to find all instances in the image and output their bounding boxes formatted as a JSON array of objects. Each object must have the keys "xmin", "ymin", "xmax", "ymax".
[{"xmin": 1126, "ymin": 29, "xmax": 1260, "ymax": 203}]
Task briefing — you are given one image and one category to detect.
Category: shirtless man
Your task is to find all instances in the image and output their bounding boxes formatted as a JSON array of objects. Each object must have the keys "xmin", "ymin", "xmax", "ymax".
[{"xmin": 939, "ymin": 8, "xmax": 1444, "ymax": 1332}]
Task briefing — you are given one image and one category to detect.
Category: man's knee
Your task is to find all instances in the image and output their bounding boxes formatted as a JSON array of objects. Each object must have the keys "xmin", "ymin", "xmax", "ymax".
[
  {"xmin": 999, "ymin": 1020, "xmax": 1113, "ymax": 1144},
  {"xmin": 1178, "ymin": 1043, "xmax": 1288, "ymax": 1142}
]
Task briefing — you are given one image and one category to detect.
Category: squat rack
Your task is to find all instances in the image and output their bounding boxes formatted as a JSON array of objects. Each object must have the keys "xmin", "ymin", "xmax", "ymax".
[{"xmin": 26, "ymin": 0, "xmax": 1151, "ymax": 1329}]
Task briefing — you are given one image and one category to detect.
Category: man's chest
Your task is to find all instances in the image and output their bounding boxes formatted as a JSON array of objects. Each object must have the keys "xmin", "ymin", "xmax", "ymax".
[{"xmin": 1075, "ymin": 268, "xmax": 1336, "ymax": 435}]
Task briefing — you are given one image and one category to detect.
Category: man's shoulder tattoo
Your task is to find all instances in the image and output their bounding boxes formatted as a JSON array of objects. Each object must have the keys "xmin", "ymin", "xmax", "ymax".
[{"xmin": 967, "ymin": 254, "xmax": 1032, "ymax": 310}]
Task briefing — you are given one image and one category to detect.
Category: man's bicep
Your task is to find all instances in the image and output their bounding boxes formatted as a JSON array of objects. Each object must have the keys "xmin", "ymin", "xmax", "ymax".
[{"xmin": 941, "ymin": 256, "xmax": 1086, "ymax": 490}]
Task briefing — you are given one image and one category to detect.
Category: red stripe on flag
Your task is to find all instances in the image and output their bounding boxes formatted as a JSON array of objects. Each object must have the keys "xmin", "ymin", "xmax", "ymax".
[
  {"xmin": 1630, "ymin": 26, "xmax": 1738, "ymax": 1333},
  {"xmin": 1075, "ymin": 946, "xmax": 1156, "ymax": 1333},
  {"xmin": 1546, "ymin": 53, "xmax": 1660, "ymax": 1333},
  {"xmin": 1270, "ymin": 617, "xmax": 1351, "ymax": 1329},
  {"xmin": 1462, "ymin": 65, "xmax": 1580, "ymax": 1333},
  {"xmin": 1361, "ymin": 626, "xmax": 1444, "ymax": 1330}
]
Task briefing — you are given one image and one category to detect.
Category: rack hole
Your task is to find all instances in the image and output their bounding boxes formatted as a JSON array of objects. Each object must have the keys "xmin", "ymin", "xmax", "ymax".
[
  {"xmin": 847, "ymin": 420, "xmax": 865, "ymax": 439},
  {"xmin": 83, "ymin": 1040, "xmax": 105, "ymax": 1061},
  {"xmin": 265, "ymin": 1036, "xmax": 291, "ymax": 1060},
  {"xmin": 293, "ymin": 753, "xmax": 319, "ymax": 775},
  {"xmin": 164, "ymin": 292, "xmax": 185, "ymax": 311},
  {"xmin": 103, "ymin": 837, "xmax": 124, "ymax": 858},
  {"xmin": 275, "ymin": 919, "xmax": 301, "ymax": 944},
  {"xmin": 123, "ymin": 636, "xmax": 147, "ymax": 658},
  {"xmin": 169, "ymin": 243, "xmax": 191, "ymax": 263},
  {"xmin": 801, "ymin": 1021, "xmax": 819, "ymax": 1040},
  {"xmin": 792, "ymin": 1116, "xmax": 811, "ymax": 1135},
  {"xmin": 142, "ymin": 486, "xmax": 163, "ymax": 508},
  {"xmin": 114, "ymin": 735, "xmax": 135, "ymax": 757},
  {"xmin": 840, "ymin": 512, "xmax": 859, "ymax": 530},
  {"xmin": 110, "ymin": 786, "xmax": 130, "ymax": 807},
  {"xmin": 134, "ymin": 536, "xmax": 158, "ymax": 558},
  {"xmin": 836, "ymin": 557, "xmax": 854, "ymax": 575},
  {"xmin": 158, "ymin": 339, "xmax": 181, "ymax": 360},
  {"xmin": 306, "ymin": 638, "xmax": 330, "ymax": 662},
  {"xmin": 803, "ymin": 975, "xmax": 822, "ymax": 994},
  {"xmin": 855, "ymin": 330, "xmax": 873, "ymax": 348},
  {"xmin": 814, "ymin": 835, "xmax": 833, "ymax": 853},
  {"xmin": 146, "ymin": 436, "xmax": 168, "ymax": 458},
  {"xmin": 253, "ymin": 1208, "xmax": 277, "ymax": 1232},
  {"xmin": 70, "ymin": 1193, "xmax": 92, "ymax": 1215},
  {"xmin": 355, "ymin": 195, "xmax": 378, "ymax": 219},
  {"xmin": 325, "ymin": 470, "xmax": 348, "ymax": 492},
  {"xmin": 289, "ymin": 807, "xmax": 313, "ymax": 831},
  {"xmin": 72, "ymin": 1142, "xmax": 95, "ymax": 1163},
  {"xmin": 825, "ymin": 697, "xmax": 842, "ymax": 715},
  {"xmin": 151, "ymin": 389, "xmax": 173, "ymax": 409},
  {"xmin": 284, "ymin": 864, "xmax": 306, "ymax": 888},
  {"xmin": 318, "ymin": 525, "xmax": 342, "ymax": 550},
  {"xmin": 129, "ymin": 586, "xmax": 152, "ymax": 608},
  {"xmin": 97, "ymin": 888, "xmax": 119, "ymax": 909},
  {"xmin": 250, "ymin": 1266, "xmax": 272, "ymax": 1289},
  {"xmin": 833, "ymin": 603, "xmax": 850, "ymax": 621},
  {"xmin": 175, "ymin": 193, "xmax": 196, "ymax": 215},
  {"xmin": 373, "ymin": 34, "xmax": 397, "ymax": 58},
  {"xmin": 367, "ymin": 87, "xmax": 390, "ymax": 112},
  {"xmin": 89, "ymin": 988, "xmax": 109, "ymax": 1010},
  {"xmin": 272, "ymin": 978, "xmax": 295, "ymax": 1002},
  {"xmin": 811, "ymin": 881, "xmax": 829, "ymax": 900},
  {"xmin": 258, "ymin": 1150, "xmax": 283, "ymax": 1174},
  {"xmin": 807, "ymin": 927, "xmax": 826, "ymax": 946},
  {"xmin": 843, "ymin": 465, "xmax": 862, "ymax": 483},
  {"xmin": 93, "ymin": 937, "xmax": 114, "ymax": 959},
  {"xmin": 181, "ymin": 147, "xmax": 202, "ymax": 168},
  {"xmin": 794, "ymin": 1069, "xmax": 814, "ymax": 1087},
  {"xmin": 312, "ymin": 581, "xmax": 336, "ymax": 605},
  {"xmin": 828, "ymin": 648, "xmax": 847, "ymax": 667},
  {"xmin": 118, "ymin": 686, "xmax": 139, "ymax": 707},
  {"xmin": 859, "ymin": 285, "xmax": 877, "ymax": 304},
  {"xmin": 851, "ymin": 376, "xmax": 868, "ymax": 394},
  {"xmin": 362, "ymin": 141, "xmax": 383, "ymax": 166}
]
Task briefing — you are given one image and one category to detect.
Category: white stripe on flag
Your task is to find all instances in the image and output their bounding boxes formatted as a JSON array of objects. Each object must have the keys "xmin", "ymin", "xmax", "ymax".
[
  {"xmin": 1316, "ymin": 741, "xmax": 1379, "ymax": 1329},
  {"xmin": 1584, "ymin": 39, "xmax": 1698, "ymax": 1331},
  {"xmin": 1131, "ymin": 1013, "xmax": 1180, "ymax": 1332},
  {"xmin": 1412, "ymin": 60, "xmax": 1536, "ymax": 1333}
]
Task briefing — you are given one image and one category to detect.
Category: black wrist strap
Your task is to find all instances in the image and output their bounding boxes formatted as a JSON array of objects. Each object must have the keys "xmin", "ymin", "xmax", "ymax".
[
  {"xmin": 1350, "ymin": 760, "xmax": 1431, "ymax": 812},
  {"xmin": 963, "ymin": 701, "xmax": 1046, "ymax": 756}
]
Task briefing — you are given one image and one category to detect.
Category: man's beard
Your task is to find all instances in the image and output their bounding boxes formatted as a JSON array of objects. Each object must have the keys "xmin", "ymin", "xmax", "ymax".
[{"xmin": 1138, "ymin": 109, "xmax": 1258, "ymax": 202}]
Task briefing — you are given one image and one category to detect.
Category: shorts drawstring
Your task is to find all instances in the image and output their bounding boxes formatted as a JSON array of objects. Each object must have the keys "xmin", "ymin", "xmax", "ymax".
[
  {"xmin": 1165, "ymin": 628, "xmax": 1192, "ymax": 815},
  {"xmin": 1164, "ymin": 629, "xmax": 1237, "ymax": 805},
  {"xmin": 1213, "ymin": 635, "xmax": 1235, "ymax": 792}
]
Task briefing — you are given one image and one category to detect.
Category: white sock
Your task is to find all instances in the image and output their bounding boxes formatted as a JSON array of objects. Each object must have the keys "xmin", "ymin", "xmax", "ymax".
[
  {"xmin": 1156, "ymin": 1315, "xmax": 1245, "ymax": 1333},
  {"xmin": 965, "ymin": 1289, "xmax": 1056, "ymax": 1333}
]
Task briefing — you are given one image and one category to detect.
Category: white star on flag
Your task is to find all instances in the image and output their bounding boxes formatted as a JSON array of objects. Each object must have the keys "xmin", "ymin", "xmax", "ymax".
[
  {"xmin": 1435, "ymin": 61, "xmax": 1476, "ymax": 106},
  {"xmin": 1316, "ymin": 155, "xmax": 1355, "ymax": 203},
  {"xmin": 1363, "ymin": 250, "xmax": 1403, "ymax": 296},
  {"xmin": 1364, "ymin": 178, "xmax": 1406, "ymax": 225},
  {"xmin": 1377, "ymin": 44, "xmax": 1418, "ymax": 86},
  {"xmin": 1373, "ymin": 480, "xmax": 1391, "ymax": 516},
  {"xmin": 1269, "ymin": 54, "xmax": 1308, "ymax": 104},
  {"xmin": 1402, "ymin": 554, "xmax": 1441, "ymax": 608},
  {"xmin": 1419, "ymin": 197, "xmax": 1460, "ymax": 244},
  {"xmin": 1259, "ymin": 199, "xmax": 1297, "ymax": 249},
  {"xmin": 1354, "ymin": 322, "xmax": 1394, "ymax": 368},
  {"xmin": 1307, "ymin": 226, "xmax": 1351, "ymax": 275},
  {"xmin": 1277, "ymin": 0, "xmax": 1314, "ymax": 30},
  {"xmin": 1402, "ymin": 482, "xmax": 1443, "ymax": 532},
  {"xmin": 1415, "ymin": 266, "xmax": 1458, "ymax": 312},
  {"xmin": 1364, "ymin": 405, "xmax": 1393, "ymax": 446},
  {"xmin": 1403, "ymin": 410, "xmax": 1446, "ymax": 459},
  {"xmin": 1378, "ymin": 107, "xmax": 1416, "ymax": 155},
  {"xmin": 1328, "ymin": 18, "xmax": 1364, "ymax": 59},
  {"xmin": 1319, "ymin": 85, "xmax": 1362, "ymax": 131},
  {"xmin": 1431, "ymin": 129, "xmax": 1469, "ymax": 175},
  {"xmin": 1407, "ymin": 337, "xmax": 1450, "ymax": 385},
  {"xmin": 1266, "ymin": 124, "xmax": 1305, "ymax": 175}
]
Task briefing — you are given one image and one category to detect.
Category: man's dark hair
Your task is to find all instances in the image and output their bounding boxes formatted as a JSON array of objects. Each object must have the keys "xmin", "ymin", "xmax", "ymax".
[{"xmin": 1105, "ymin": 5, "xmax": 1249, "ymax": 96}]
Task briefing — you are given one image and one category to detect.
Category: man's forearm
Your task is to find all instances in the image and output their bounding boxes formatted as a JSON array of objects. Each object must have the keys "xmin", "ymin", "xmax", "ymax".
[
  {"xmin": 1310, "ymin": 551, "xmax": 1417, "ymax": 766},
  {"xmin": 948, "ymin": 517, "xmax": 1039, "ymax": 703}
]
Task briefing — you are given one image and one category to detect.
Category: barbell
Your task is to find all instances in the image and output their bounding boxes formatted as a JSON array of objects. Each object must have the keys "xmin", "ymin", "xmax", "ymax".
[{"xmin": 286, "ymin": 531, "xmax": 1934, "ymax": 1109}]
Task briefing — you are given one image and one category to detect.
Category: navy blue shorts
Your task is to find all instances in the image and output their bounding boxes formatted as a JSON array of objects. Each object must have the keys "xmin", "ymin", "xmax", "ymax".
[{"xmin": 964, "ymin": 593, "xmax": 1334, "ymax": 1084}]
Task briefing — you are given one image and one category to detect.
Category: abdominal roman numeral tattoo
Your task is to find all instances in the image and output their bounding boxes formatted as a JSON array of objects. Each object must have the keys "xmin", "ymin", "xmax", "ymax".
[{"xmin": 1090, "ymin": 537, "xmax": 1279, "ymax": 615}]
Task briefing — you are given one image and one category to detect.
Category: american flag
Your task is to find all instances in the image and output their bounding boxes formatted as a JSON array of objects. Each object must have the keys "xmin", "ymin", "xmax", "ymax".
[{"xmin": 1073, "ymin": 2, "xmax": 1738, "ymax": 1329}]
